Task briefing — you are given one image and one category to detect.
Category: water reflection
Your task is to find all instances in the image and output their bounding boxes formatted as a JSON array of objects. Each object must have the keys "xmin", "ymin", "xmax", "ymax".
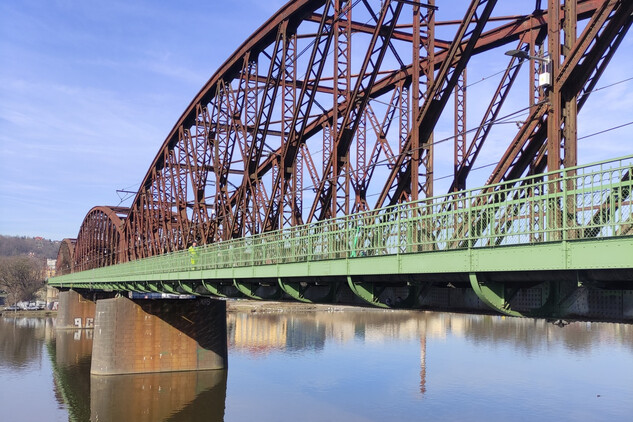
[
  {"xmin": 225, "ymin": 310, "xmax": 633, "ymax": 421},
  {"xmin": 0, "ymin": 316, "xmax": 52, "ymax": 369},
  {"xmin": 49, "ymin": 329, "xmax": 92, "ymax": 422},
  {"xmin": 2, "ymin": 310, "xmax": 632, "ymax": 421},
  {"xmin": 91, "ymin": 370, "xmax": 226, "ymax": 421},
  {"xmin": 47, "ymin": 327, "xmax": 227, "ymax": 421},
  {"xmin": 228, "ymin": 310, "xmax": 633, "ymax": 355},
  {"xmin": 227, "ymin": 309, "xmax": 633, "ymax": 402}
]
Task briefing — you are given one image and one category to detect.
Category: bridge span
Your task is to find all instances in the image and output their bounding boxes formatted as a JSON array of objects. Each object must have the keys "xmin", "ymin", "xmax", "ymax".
[
  {"xmin": 47, "ymin": 0, "xmax": 633, "ymax": 375},
  {"xmin": 51, "ymin": 156, "xmax": 633, "ymax": 319}
]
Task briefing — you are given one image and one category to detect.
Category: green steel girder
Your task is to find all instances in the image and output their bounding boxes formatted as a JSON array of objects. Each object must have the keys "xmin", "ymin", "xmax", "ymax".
[
  {"xmin": 277, "ymin": 278, "xmax": 312, "ymax": 303},
  {"xmin": 49, "ymin": 237, "xmax": 633, "ymax": 289},
  {"xmin": 469, "ymin": 273, "xmax": 524, "ymax": 317},
  {"xmin": 147, "ymin": 282, "xmax": 161, "ymax": 293},
  {"xmin": 233, "ymin": 279, "xmax": 283, "ymax": 300},
  {"xmin": 347, "ymin": 276, "xmax": 388, "ymax": 308},
  {"xmin": 346, "ymin": 276, "xmax": 427, "ymax": 309},
  {"xmin": 201, "ymin": 280, "xmax": 242, "ymax": 298},
  {"xmin": 178, "ymin": 281, "xmax": 201, "ymax": 296},
  {"xmin": 134, "ymin": 282, "xmax": 150, "ymax": 292},
  {"xmin": 161, "ymin": 281, "xmax": 178, "ymax": 294},
  {"xmin": 469, "ymin": 273, "xmax": 561, "ymax": 317},
  {"xmin": 277, "ymin": 278, "xmax": 339, "ymax": 303}
]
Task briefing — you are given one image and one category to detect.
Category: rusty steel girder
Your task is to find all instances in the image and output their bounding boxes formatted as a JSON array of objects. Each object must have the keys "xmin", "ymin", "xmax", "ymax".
[
  {"xmin": 55, "ymin": 238, "xmax": 76, "ymax": 276},
  {"xmin": 73, "ymin": 206, "xmax": 129, "ymax": 271},
  {"xmin": 61, "ymin": 0, "xmax": 630, "ymax": 268}
]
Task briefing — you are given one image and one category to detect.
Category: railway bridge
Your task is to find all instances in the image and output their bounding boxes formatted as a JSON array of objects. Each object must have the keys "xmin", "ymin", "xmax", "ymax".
[{"xmin": 48, "ymin": 0, "xmax": 633, "ymax": 375}]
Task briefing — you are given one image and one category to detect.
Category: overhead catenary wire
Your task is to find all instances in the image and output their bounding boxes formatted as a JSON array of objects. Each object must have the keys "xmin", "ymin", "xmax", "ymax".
[{"xmin": 297, "ymin": 71, "xmax": 633, "ymax": 194}]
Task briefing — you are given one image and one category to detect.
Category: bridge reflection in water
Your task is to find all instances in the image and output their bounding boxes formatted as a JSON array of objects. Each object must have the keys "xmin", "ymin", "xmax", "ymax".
[
  {"xmin": 49, "ymin": 328, "xmax": 226, "ymax": 421},
  {"xmin": 47, "ymin": 307, "xmax": 633, "ymax": 420}
]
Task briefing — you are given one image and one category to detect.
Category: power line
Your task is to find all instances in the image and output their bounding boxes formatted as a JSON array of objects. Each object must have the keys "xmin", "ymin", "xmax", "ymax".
[
  {"xmin": 578, "ymin": 120, "xmax": 633, "ymax": 140},
  {"xmin": 430, "ymin": 119, "xmax": 633, "ymax": 184}
]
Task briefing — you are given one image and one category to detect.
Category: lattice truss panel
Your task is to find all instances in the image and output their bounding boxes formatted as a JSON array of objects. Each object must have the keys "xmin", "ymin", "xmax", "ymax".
[{"xmin": 73, "ymin": 207, "xmax": 128, "ymax": 271}]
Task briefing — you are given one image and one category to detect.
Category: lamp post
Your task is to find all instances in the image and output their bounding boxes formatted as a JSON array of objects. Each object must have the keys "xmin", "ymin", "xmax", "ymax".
[
  {"xmin": 504, "ymin": 49, "xmax": 552, "ymax": 89},
  {"xmin": 506, "ymin": 48, "xmax": 565, "ymax": 241}
]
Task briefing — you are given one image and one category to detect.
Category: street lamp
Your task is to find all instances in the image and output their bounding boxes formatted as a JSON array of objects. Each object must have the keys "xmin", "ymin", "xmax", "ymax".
[{"xmin": 505, "ymin": 49, "xmax": 552, "ymax": 88}]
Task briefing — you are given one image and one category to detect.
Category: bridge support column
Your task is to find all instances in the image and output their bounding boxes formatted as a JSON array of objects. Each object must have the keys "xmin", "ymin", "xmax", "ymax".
[
  {"xmin": 91, "ymin": 296, "xmax": 227, "ymax": 375},
  {"xmin": 57, "ymin": 289, "xmax": 97, "ymax": 329}
]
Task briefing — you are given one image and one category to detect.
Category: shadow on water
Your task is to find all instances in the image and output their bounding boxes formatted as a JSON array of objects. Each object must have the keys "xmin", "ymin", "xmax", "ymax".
[{"xmin": 46, "ymin": 327, "xmax": 227, "ymax": 422}]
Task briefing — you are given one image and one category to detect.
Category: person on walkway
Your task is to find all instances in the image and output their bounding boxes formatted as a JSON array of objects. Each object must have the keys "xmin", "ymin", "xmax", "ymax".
[{"xmin": 188, "ymin": 241, "xmax": 198, "ymax": 269}]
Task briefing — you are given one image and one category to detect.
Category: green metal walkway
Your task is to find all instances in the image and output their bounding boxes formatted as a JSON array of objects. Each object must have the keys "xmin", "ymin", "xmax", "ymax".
[{"xmin": 50, "ymin": 156, "xmax": 633, "ymax": 318}]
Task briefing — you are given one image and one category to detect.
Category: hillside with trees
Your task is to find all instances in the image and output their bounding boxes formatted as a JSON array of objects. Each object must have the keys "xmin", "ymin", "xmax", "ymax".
[
  {"xmin": 0, "ymin": 255, "xmax": 46, "ymax": 305},
  {"xmin": 0, "ymin": 235, "xmax": 60, "ymax": 260},
  {"xmin": 0, "ymin": 235, "xmax": 59, "ymax": 305}
]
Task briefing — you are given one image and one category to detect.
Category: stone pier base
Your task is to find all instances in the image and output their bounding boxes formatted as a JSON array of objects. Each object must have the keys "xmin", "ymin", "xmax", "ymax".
[
  {"xmin": 57, "ymin": 290, "xmax": 97, "ymax": 329},
  {"xmin": 91, "ymin": 297, "xmax": 227, "ymax": 375}
]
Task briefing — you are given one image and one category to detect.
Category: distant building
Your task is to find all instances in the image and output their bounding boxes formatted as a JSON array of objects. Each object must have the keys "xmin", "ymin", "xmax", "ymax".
[{"xmin": 46, "ymin": 259, "xmax": 56, "ymax": 279}]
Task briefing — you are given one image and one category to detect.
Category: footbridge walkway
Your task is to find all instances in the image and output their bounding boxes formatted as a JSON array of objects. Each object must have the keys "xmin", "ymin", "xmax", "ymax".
[{"xmin": 49, "ymin": 155, "xmax": 633, "ymax": 320}]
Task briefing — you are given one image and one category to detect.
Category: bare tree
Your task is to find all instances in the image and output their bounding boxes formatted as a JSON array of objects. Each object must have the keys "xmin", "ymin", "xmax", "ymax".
[{"xmin": 0, "ymin": 256, "xmax": 45, "ymax": 305}]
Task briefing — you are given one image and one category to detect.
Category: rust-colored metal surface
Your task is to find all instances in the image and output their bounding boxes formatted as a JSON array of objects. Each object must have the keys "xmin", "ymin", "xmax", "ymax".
[
  {"xmin": 56, "ymin": 238, "xmax": 76, "ymax": 275},
  {"xmin": 73, "ymin": 206, "xmax": 128, "ymax": 271},
  {"xmin": 63, "ymin": 0, "xmax": 631, "ymax": 269}
]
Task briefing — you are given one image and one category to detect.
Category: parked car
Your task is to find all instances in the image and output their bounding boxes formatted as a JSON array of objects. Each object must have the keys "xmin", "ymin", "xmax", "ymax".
[{"xmin": 4, "ymin": 305, "xmax": 20, "ymax": 311}]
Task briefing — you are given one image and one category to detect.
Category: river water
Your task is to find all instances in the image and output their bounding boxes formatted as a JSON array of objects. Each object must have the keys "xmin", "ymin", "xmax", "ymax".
[{"xmin": 1, "ymin": 307, "xmax": 632, "ymax": 421}]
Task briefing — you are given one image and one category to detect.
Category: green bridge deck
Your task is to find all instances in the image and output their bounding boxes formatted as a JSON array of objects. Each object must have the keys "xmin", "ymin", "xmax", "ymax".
[{"xmin": 50, "ymin": 155, "xmax": 633, "ymax": 318}]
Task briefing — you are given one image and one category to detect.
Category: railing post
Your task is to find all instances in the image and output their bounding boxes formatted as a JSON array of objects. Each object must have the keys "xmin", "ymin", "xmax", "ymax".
[{"xmin": 562, "ymin": 169, "xmax": 568, "ymax": 242}]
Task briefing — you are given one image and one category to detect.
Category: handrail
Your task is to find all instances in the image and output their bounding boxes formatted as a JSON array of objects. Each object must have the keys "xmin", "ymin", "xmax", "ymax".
[{"xmin": 50, "ymin": 154, "xmax": 633, "ymax": 284}]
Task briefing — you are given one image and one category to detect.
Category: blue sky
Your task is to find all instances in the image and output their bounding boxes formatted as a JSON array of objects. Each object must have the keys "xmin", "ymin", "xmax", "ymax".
[
  {"xmin": 1, "ymin": 0, "xmax": 631, "ymax": 241},
  {"xmin": 0, "ymin": 0, "xmax": 286, "ymax": 240}
]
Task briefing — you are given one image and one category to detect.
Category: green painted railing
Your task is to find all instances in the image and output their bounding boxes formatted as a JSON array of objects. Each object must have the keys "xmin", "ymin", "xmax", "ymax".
[{"xmin": 50, "ymin": 155, "xmax": 633, "ymax": 285}]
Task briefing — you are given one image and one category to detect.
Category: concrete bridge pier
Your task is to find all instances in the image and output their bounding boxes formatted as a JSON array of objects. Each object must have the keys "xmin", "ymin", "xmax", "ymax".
[
  {"xmin": 57, "ymin": 289, "xmax": 104, "ymax": 329},
  {"xmin": 91, "ymin": 296, "xmax": 227, "ymax": 375}
]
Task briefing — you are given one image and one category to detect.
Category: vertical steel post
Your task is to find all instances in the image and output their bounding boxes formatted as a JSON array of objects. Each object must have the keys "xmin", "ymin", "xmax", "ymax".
[
  {"xmin": 282, "ymin": 32, "xmax": 298, "ymax": 227},
  {"xmin": 411, "ymin": 2, "xmax": 421, "ymax": 202},
  {"xmin": 547, "ymin": 0, "xmax": 562, "ymax": 240},
  {"xmin": 562, "ymin": 0, "xmax": 577, "ymax": 170},
  {"xmin": 547, "ymin": 0, "xmax": 561, "ymax": 174},
  {"xmin": 421, "ymin": 0, "xmax": 435, "ymax": 199},
  {"xmin": 453, "ymin": 68, "xmax": 467, "ymax": 192},
  {"xmin": 563, "ymin": 0, "xmax": 578, "ymax": 239}
]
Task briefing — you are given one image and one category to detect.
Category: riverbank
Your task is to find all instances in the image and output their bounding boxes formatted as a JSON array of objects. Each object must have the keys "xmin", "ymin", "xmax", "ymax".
[
  {"xmin": 0, "ymin": 300, "xmax": 384, "ymax": 317},
  {"xmin": 226, "ymin": 299, "xmax": 388, "ymax": 314},
  {"xmin": 0, "ymin": 309, "xmax": 57, "ymax": 318}
]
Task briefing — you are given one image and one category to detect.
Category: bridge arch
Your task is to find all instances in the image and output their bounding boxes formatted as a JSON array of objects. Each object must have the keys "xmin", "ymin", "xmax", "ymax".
[
  {"xmin": 74, "ymin": 206, "xmax": 129, "ymax": 271},
  {"xmin": 55, "ymin": 238, "xmax": 76, "ymax": 275},
  {"xmin": 111, "ymin": 0, "xmax": 629, "ymax": 262}
]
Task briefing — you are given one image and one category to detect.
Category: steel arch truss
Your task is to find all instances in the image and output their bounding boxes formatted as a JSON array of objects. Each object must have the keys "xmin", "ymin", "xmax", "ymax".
[
  {"xmin": 55, "ymin": 238, "xmax": 76, "ymax": 276},
  {"xmin": 73, "ymin": 206, "xmax": 129, "ymax": 271},
  {"xmin": 63, "ymin": 0, "xmax": 630, "ymax": 265}
]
